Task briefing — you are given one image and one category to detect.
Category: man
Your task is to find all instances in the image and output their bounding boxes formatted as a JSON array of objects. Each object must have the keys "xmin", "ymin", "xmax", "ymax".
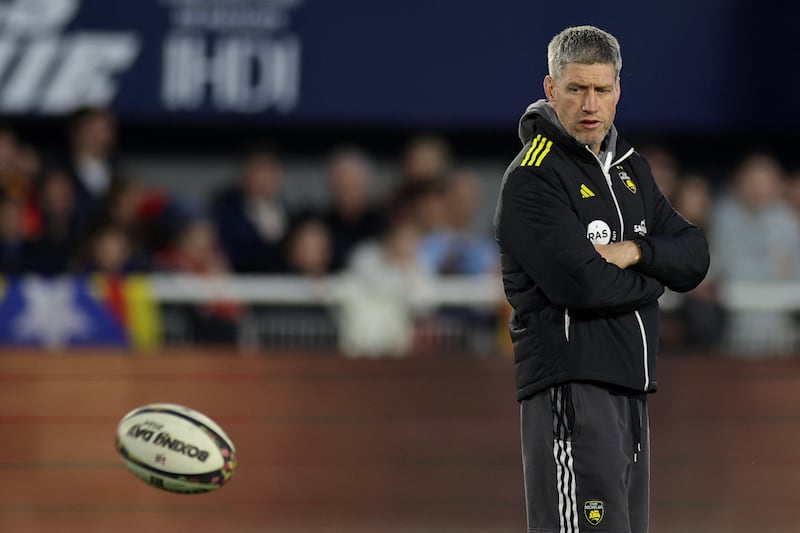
[
  {"xmin": 321, "ymin": 147, "xmax": 386, "ymax": 272},
  {"xmin": 64, "ymin": 106, "xmax": 119, "ymax": 216},
  {"xmin": 711, "ymin": 154, "xmax": 800, "ymax": 354},
  {"xmin": 211, "ymin": 144, "xmax": 292, "ymax": 273},
  {"xmin": 494, "ymin": 26, "xmax": 709, "ymax": 533}
]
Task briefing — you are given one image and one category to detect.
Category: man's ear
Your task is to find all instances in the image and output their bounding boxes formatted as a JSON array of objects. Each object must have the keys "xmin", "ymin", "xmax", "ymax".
[{"xmin": 543, "ymin": 75, "xmax": 555, "ymax": 102}]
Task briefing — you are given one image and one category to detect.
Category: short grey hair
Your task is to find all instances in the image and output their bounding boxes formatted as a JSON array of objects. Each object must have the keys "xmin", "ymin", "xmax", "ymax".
[{"xmin": 547, "ymin": 25, "xmax": 622, "ymax": 80}]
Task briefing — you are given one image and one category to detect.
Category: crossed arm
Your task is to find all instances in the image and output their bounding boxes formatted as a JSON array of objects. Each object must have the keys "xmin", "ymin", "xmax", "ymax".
[
  {"xmin": 594, "ymin": 241, "xmax": 642, "ymax": 270},
  {"xmin": 498, "ymin": 167, "xmax": 664, "ymax": 315}
]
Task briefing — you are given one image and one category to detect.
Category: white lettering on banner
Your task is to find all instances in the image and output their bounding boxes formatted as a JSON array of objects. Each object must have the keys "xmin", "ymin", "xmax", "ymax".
[
  {"xmin": 160, "ymin": 0, "xmax": 302, "ymax": 31},
  {"xmin": 0, "ymin": 0, "xmax": 78, "ymax": 35},
  {"xmin": 0, "ymin": 0, "xmax": 140, "ymax": 113},
  {"xmin": 0, "ymin": 0, "xmax": 302, "ymax": 115},
  {"xmin": 0, "ymin": 38, "xmax": 58, "ymax": 110},
  {"xmin": 162, "ymin": 34, "xmax": 300, "ymax": 113},
  {"xmin": 161, "ymin": 34, "xmax": 207, "ymax": 109},
  {"xmin": 159, "ymin": 0, "xmax": 303, "ymax": 114},
  {"xmin": 42, "ymin": 35, "xmax": 140, "ymax": 113},
  {"xmin": 214, "ymin": 36, "xmax": 300, "ymax": 112},
  {"xmin": 0, "ymin": 41, "xmax": 16, "ymax": 77}
]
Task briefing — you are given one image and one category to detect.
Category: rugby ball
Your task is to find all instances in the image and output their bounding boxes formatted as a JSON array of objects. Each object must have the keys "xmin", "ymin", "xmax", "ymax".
[{"xmin": 116, "ymin": 403, "xmax": 237, "ymax": 494}]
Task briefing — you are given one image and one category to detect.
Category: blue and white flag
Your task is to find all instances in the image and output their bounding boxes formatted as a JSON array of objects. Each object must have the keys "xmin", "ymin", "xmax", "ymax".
[{"xmin": 0, "ymin": 276, "xmax": 127, "ymax": 348}]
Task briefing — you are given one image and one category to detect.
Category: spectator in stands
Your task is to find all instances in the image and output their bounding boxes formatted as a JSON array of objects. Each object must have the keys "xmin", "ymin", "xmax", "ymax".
[
  {"xmin": 402, "ymin": 134, "xmax": 452, "ymax": 183},
  {"xmin": 0, "ymin": 125, "xmax": 16, "ymax": 174},
  {"xmin": 17, "ymin": 143, "xmax": 43, "ymax": 235},
  {"xmin": 271, "ymin": 216, "xmax": 337, "ymax": 344},
  {"xmin": 16, "ymin": 143, "xmax": 41, "ymax": 188},
  {"xmin": 211, "ymin": 144, "xmax": 291, "ymax": 273},
  {"xmin": 0, "ymin": 125, "xmax": 26, "ymax": 201},
  {"xmin": 63, "ymin": 107, "xmax": 120, "ymax": 223},
  {"xmin": 418, "ymin": 168, "xmax": 498, "ymax": 275},
  {"xmin": 283, "ymin": 216, "xmax": 332, "ymax": 278},
  {"xmin": 0, "ymin": 125, "xmax": 40, "ymax": 240},
  {"xmin": 25, "ymin": 167, "xmax": 84, "ymax": 274},
  {"xmin": 158, "ymin": 217, "xmax": 242, "ymax": 344},
  {"xmin": 337, "ymin": 222, "xmax": 433, "ymax": 357},
  {"xmin": 674, "ymin": 174, "xmax": 713, "ymax": 229},
  {"xmin": 639, "ymin": 145, "xmax": 680, "ymax": 202},
  {"xmin": 81, "ymin": 223, "xmax": 148, "ymax": 275},
  {"xmin": 667, "ymin": 173, "xmax": 724, "ymax": 350},
  {"xmin": 389, "ymin": 135, "xmax": 453, "ymax": 225},
  {"xmin": 103, "ymin": 179, "xmax": 144, "ymax": 231},
  {"xmin": 711, "ymin": 154, "xmax": 800, "ymax": 355},
  {"xmin": 96, "ymin": 177, "xmax": 170, "ymax": 267},
  {"xmin": 321, "ymin": 148, "xmax": 386, "ymax": 271},
  {"xmin": 158, "ymin": 218, "xmax": 230, "ymax": 275},
  {"xmin": 0, "ymin": 195, "xmax": 28, "ymax": 274},
  {"xmin": 409, "ymin": 178, "xmax": 448, "ymax": 237}
]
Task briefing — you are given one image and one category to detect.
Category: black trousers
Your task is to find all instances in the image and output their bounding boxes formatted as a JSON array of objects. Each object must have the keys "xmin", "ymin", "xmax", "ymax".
[{"xmin": 520, "ymin": 382, "xmax": 649, "ymax": 533}]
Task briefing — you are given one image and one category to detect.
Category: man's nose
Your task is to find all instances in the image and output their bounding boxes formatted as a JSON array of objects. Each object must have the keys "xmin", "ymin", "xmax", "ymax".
[{"xmin": 582, "ymin": 90, "xmax": 599, "ymax": 113}]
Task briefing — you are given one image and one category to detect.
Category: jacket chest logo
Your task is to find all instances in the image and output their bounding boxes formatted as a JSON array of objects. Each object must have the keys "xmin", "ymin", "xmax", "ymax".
[
  {"xmin": 587, "ymin": 219, "xmax": 615, "ymax": 245},
  {"xmin": 615, "ymin": 165, "xmax": 637, "ymax": 194}
]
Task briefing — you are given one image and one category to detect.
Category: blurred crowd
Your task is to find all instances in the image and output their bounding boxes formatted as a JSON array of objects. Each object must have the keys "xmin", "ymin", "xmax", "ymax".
[
  {"xmin": 0, "ymin": 108, "xmax": 497, "ymax": 280},
  {"xmin": 0, "ymin": 107, "xmax": 500, "ymax": 353},
  {"xmin": 1, "ymin": 107, "xmax": 799, "ymax": 356},
  {"xmin": 640, "ymin": 146, "xmax": 800, "ymax": 356}
]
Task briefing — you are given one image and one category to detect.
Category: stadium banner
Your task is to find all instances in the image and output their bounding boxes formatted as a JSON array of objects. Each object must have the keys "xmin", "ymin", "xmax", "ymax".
[
  {"xmin": 0, "ymin": 275, "xmax": 160, "ymax": 350},
  {"xmin": 0, "ymin": 0, "xmax": 778, "ymax": 129}
]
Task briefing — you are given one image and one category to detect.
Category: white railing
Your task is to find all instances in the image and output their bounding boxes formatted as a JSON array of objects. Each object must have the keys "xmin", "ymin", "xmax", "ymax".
[
  {"xmin": 148, "ymin": 273, "xmax": 506, "ymax": 308},
  {"xmin": 147, "ymin": 274, "xmax": 800, "ymax": 354},
  {"xmin": 719, "ymin": 281, "xmax": 800, "ymax": 311},
  {"xmin": 149, "ymin": 273, "xmax": 507, "ymax": 353},
  {"xmin": 148, "ymin": 274, "xmax": 800, "ymax": 311}
]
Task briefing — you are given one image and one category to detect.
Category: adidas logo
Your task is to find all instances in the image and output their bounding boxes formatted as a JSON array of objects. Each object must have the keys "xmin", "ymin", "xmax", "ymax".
[{"xmin": 580, "ymin": 184, "xmax": 596, "ymax": 198}]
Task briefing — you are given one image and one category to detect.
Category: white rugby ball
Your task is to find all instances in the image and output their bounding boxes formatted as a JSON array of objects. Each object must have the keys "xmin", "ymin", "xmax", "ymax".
[{"xmin": 116, "ymin": 403, "xmax": 237, "ymax": 494}]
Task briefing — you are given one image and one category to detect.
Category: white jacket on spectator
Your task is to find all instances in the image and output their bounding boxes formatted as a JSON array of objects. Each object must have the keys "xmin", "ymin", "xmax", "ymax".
[
  {"xmin": 334, "ymin": 226, "xmax": 432, "ymax": 358},
  {"xmin": 711, "ymin": 193, "xmax": 800, "ymax": 354}
]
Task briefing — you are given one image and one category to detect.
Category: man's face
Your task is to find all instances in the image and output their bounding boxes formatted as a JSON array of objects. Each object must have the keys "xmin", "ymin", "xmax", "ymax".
[{"xmin": 544, "ymin": 63, "xmax": 620, "ymax": 154}]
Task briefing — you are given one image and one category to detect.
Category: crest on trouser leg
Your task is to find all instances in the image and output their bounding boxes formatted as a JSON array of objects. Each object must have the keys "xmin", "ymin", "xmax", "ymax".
[{"xmin": 584, "ymin": 500, "xmax": 604, "ymax": 525}]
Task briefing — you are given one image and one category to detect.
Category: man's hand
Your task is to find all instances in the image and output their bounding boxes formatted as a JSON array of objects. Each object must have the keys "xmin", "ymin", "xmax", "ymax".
[{"xmin": 594, "ymin": 241, "xmax": 642, "ymax": 269}]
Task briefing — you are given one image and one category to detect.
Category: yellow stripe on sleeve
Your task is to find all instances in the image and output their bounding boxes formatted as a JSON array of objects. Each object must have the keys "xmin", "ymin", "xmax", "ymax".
[
  {"xmin": 524, "ymin": 136, "xmax": 548, "ymax": 166},
  {"xmin": 534, "ymin": 140, "xmax": 553, "ymax": 167},
  {"xmin": 520, "ymin": 134, "xmax": 541, "ymax": 166}
]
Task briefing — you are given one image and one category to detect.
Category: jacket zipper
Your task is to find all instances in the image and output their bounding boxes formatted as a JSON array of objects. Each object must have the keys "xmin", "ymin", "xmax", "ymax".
[
  {"xmin": 586, "ymin": 147, "xmax": 649, "ymax": 390},
  {"xmin": 564, "ymin": 309, "xmax": 570, "ymax": 341}
]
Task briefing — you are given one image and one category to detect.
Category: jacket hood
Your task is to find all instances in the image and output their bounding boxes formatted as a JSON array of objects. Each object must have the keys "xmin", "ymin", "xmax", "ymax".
[
  {"xmin": 518, "ymin": 99, "xmax": 564, "ymax": 145},
  {"xmin": 518, "ymin": 99, "xmax": 619, "ymax": 163}
]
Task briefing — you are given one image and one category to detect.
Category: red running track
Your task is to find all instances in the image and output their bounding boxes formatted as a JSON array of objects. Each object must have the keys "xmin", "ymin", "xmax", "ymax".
[{"xmin": 0, "ymin": 349, "xmax": 798, "ymax": 532}]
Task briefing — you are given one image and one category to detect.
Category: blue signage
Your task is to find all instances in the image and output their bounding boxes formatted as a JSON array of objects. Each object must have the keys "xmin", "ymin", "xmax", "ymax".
[{"xmin": 0, "ymin": 0, "xmax": 789, "ymax": 131}]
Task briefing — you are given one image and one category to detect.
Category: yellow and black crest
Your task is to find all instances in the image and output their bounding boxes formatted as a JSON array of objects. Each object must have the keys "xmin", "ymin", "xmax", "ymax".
[
  {"xmin": 580, "ymin": 183, "xmax": 595, "ymax": 198},
  {"xmin": 617, "ymin": 169, "xmax": 636, "ymax": 194},
  {"xmin": 584, "ymin": 500, "xmax": 604, "ymax": 526}
]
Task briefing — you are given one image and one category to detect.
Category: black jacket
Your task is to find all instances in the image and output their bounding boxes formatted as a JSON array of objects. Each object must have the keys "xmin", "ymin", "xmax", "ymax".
[{"xmin": 494, "ymin": 102, "xmax": 709, "ymax": 400}]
